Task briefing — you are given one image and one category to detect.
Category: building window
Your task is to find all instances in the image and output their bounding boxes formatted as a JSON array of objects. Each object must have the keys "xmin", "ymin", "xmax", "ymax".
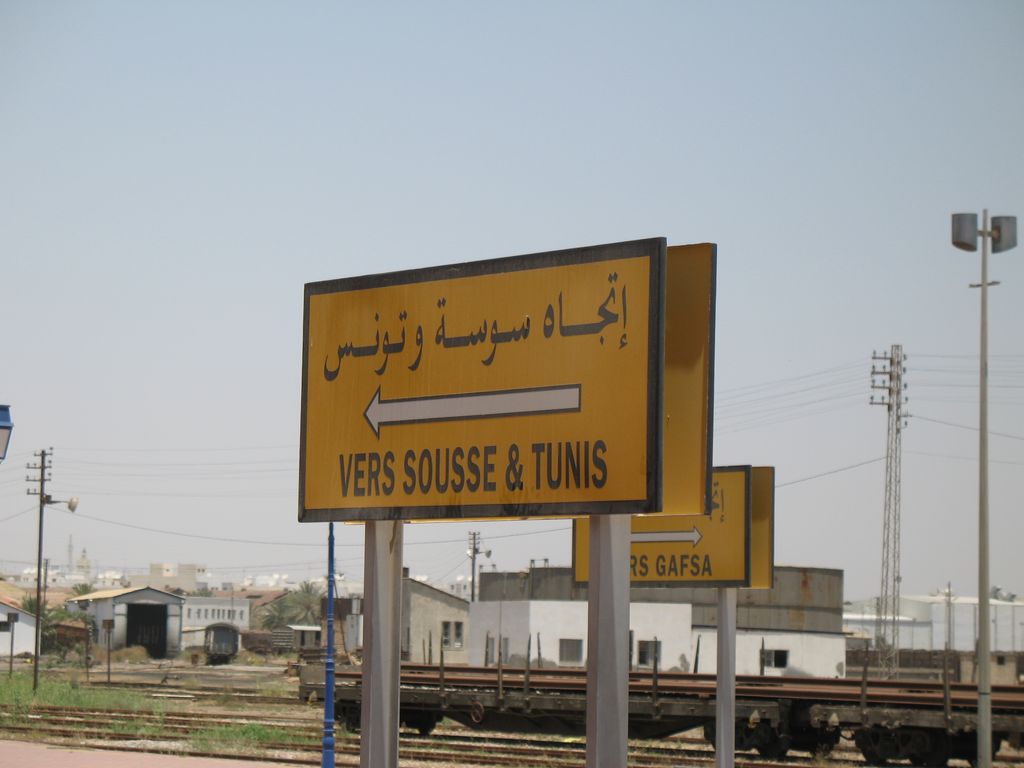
[
  {"xmin": 441, "ymin": 621, "xmax": 451, "ymax": 648},
  {"xmin": 761, "ymin": 649, "xmax": 789, "ymax": 669},
  {"xmin": 637, "ymin": 640, "xmax": 661, "ymax": 668},
  {"xmin": 186, "ymin": 608, "xmax": 191, "ymax": 619},
  {"xmin": 453, "ymin": 622, "xmax": 463, "ymax": 649},
  {"xmin": 559, "ymin": 639, "xmax": 583, "ymax": 665}
]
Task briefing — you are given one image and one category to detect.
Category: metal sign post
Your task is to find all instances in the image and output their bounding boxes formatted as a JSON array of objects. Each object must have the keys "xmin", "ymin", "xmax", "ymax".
[
  {"xmin": 84, "ymin": 621, "xmax": 90, "ymax": 682},
  {"xmin": 6, "ymin": 613, "xmax": 17, "ymax": 677},
  {"xmin": 716, "ymin": 587, "xmax": 737, "ymax": 768},
  {"xmin": 586, "ymin": 513, "xmax": 631, "ymax": 768},
  {"xmin": 322, "ymin": 521, "xmax": 336, "ymax": 768},
  {"xmin": 103, "ymin": 618, "xmax": 113, "ymax": 684},
  {"xmin": 360, "ymin": 520, "xmax": 403, "ymax": 768}
]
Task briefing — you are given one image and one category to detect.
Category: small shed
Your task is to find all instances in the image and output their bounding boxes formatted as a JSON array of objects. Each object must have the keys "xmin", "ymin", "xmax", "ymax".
[
  {"xmin": 287, "ymin": 624, "xmax": 322, "ymax": 651},
  {"xmin": 0, "ymin": 599, "xmax": 36, "ymax": 657},
  {"xmin": 66, "ymin": 587, "xmax": 184, "ymax": 659}
]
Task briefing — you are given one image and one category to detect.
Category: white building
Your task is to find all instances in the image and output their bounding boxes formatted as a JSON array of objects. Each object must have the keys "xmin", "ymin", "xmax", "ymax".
[
  {"xmin": 844, "ymin": 593, "xmax": 1024, "ymax": 652},
  {"xmin": 469, "ymin": 565, "xmax": 848, "ymax": 677},
  {"xmin": 0, "ymin": 600, "xmax": 36, "ymax": 657},
  {"xmin": 65, "ymin": 587, "xmax": 185, "ymax": 659},
  {"xmin": 180, "ymin": 595, "xmax": 253, "ymax": 649},
  {"xmin": 133, "ymin": 563, "xmax": 209, "ymax": 593},
  {"xmin": 691, "ymin": 627, "xmax": 847, "ymax": 677},
  {"xmin": 469, "ymin": 600, "xmax": 693, "ymax": 671}
]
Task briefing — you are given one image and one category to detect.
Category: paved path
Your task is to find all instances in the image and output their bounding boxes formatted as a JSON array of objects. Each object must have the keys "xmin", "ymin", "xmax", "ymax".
[{"xmin": 0, "ymin": 740, "xmax": 306, "ymax": 767}]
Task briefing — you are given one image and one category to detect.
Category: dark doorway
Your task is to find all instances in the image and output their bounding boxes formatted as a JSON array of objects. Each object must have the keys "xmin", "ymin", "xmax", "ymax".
[{"xmin": 126, "ymin": 604, "xmax": 168, "ymax": 658}]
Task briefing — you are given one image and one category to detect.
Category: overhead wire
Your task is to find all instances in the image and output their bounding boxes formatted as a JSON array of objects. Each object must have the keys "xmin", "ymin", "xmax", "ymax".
[{"xmin": 776, "ymin": 457, "xmax": 885, "ymax": 488}]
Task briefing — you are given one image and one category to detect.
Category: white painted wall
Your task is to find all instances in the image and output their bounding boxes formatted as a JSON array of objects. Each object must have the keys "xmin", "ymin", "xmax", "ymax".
[
  {"xmin": 691, "ymin": 628, "xmax": 846, "ymax": 678},
  {"xmin": 468, "ymin": 600, "xmax": 692, "ymax": 671},
  {"xmin": 0, "ymin": 607, "xmax": 36, "ymax": 656},
  {"xmin": 182, "ymin": 597, "xmax": 252, "ymax": 631}
]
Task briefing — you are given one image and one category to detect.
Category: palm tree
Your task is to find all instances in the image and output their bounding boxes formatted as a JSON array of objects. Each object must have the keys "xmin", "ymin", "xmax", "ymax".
[
  {"xmin": 256, "ymin": 582, "xmax": 325, "ymax": 629},
  {"xmin": 20, "ymin": 596, "xmax": 57, "ymax": 652},
  {"xmin": 289, "ymin": 581, "xmax": 325, "ymax": 626},
  {"xmin": 257, "ymin": 596, "xmax": 295, "ymax": 630},
  {"xmin": 71, "ymin": 583, "xmax": 94, "ymax": 596}
]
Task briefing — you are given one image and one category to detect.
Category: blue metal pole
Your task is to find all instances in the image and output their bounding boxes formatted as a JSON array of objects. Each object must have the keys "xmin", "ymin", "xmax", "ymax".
[{"xmin": 322, "ymin": 521, "xmax": 335, "ymax": 767}]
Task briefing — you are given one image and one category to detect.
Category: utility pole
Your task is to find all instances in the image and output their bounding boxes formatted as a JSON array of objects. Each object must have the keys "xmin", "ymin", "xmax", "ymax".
[
  {"xmin": 467, "ymin": 532, "xmax": 482, "ymax": 602},
  {"xmin": 26, "ymin": 448, "xmax": 52, "ymax": 693},
  {"xmin": 870, "ymin": 346, "xmax": 909, "ymax": 678}
]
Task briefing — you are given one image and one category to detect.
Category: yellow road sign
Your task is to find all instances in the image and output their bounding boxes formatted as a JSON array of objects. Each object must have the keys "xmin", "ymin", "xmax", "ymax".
[
  {"xmin": 301, "ymin": 238, "xmax": 709, "ymax": 522},
  {"xmin": 573, "ymin": 465, "xmax": 775, "ymax": 587}
]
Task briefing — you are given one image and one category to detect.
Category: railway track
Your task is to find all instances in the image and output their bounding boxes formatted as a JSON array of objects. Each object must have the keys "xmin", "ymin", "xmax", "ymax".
[
  {"xmin": 3, "ymin": 703, "xmax": 1022, "ymax": 768},
  {"xmin": 82, "ymin": 680, "xmax": 298, "ymax": 706}
]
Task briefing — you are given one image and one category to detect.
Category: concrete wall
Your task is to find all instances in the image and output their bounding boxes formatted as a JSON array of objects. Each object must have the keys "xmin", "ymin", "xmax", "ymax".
[
  {"xmin": 404, "ymin": 579, "xmax": 470, "ymax": 664},
  {"xmin": 691, "ymin": 628, "xmax": 847, "ymax": 677}
]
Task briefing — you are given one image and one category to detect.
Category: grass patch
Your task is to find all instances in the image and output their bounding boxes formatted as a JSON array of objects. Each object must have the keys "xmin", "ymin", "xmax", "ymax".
[
  {"xmin": 190, "ymin": 722, "xmax": 319, "ymax": 753},
  {"xmin": 0, "ymin": 671, "xmax": 170, "ymax": 713},
  {"xmin": 106, "ymin": 715, "xmax": 169, "ymax": 740}
]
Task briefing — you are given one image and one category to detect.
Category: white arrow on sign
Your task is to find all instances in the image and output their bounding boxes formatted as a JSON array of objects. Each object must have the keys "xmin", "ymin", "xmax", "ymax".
[
  {"xmin": 631, "ymin": 527, "xmax": 702, "ymax": 546},
  {"xmin": 364, "ymin": 384, "xmax": 582, "ymax": 437}
]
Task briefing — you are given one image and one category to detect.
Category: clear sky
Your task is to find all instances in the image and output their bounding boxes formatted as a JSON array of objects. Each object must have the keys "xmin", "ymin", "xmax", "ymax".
[{"xmin": 2, "ymin": 2, "xmax": 1022, "ymax": 602}]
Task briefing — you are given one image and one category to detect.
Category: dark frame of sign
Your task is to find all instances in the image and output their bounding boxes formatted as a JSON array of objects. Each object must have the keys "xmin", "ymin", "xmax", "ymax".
[{"xmin": 299, "ymin": 237, "xmax": 667, "ymax": 522}]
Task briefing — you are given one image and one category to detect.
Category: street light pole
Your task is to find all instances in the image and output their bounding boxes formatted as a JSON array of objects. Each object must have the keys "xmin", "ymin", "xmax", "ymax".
[
  {"xmin": 978, "ymin": 209, "xmax": 992, "ymax": 768},
  {"xmin": 952, "ymin": 210, "xmax": 1017, "ymax": 768}
]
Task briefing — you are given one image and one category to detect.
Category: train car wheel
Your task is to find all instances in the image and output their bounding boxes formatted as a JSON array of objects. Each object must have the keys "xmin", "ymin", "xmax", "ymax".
[{"xmin": 755, "ymin": 734, "xmax": 791, "ymax": 759}]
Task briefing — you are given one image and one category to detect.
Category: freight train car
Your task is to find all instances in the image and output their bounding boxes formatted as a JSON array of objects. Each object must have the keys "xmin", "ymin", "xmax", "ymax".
[{"xmin": 300, "ymin": 663, "xmax": 1024, "ymax": 766}]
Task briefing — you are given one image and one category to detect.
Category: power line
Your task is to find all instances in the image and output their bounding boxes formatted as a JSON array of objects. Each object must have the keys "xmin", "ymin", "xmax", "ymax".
[
  {"xmin": 44, "ymin": 507, "xmax": 570, "ymax": 549},
  {"xmin": 776, "ymin": 457, "xmax": 885, "ymax": 488},
  {"xmin": 914, "ymin": 415, "xmax": 1024, "ymax": 442},
  {"xmin": 906, "ymin": 450, "xmax": 1024, "ymax": 467},
  {"xmin": 53, "ymin": 509, "xmax": 326, "ymax": 547},
  {"xmin": 0, "ymin": 505, "xmax": 35, "ymax": 523}
]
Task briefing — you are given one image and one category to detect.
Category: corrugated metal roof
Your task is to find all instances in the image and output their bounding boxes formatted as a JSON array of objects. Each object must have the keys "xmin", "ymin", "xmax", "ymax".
[
  {"xmin": 68, "ymin": 587, "xmax": 139, "ymax": 601},
  {"xmin": 68, "ymin": 586, "xmax": 182, "ymax": 602}
]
